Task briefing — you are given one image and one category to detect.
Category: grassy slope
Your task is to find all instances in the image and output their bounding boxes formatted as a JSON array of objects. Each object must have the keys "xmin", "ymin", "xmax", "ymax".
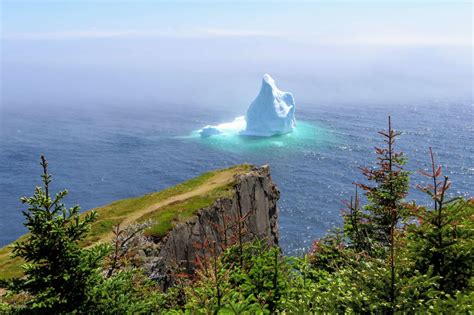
[{"xmin": 0, "ymin": 164, "xmax": 252, "ymax": 280}]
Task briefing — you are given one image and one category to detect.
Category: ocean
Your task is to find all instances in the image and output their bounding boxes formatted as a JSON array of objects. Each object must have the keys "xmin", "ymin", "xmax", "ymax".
[{"xmin": 0, "ymin": 101, "xmax": 472, "ymax": 254}]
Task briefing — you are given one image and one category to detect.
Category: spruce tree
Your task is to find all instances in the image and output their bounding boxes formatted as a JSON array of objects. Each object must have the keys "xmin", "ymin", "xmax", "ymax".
[
  {"xmin": 408, "ymin": 148, "xmax": 474, "ymax": 293},
  {"xmin": 344, "ymin": 117, "xmax": 410, "ymax": 311},
  {"xmin": 9, "ymin": 156, "xmax": 107, "ymax": 312}
]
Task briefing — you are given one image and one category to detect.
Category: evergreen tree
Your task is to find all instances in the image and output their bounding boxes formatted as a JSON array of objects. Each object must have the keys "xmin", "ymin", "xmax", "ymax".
[
  {"xmin": 356, "ymin": 117, "xmax": 409, "ymax": 249},
  {"xmin": 343, "ymin": 116, "xmax": 410, "ymax": 312},
  {"xmin": 408, "ymin": 148, "xmax": 474, "ymax": 293},
  {"xmin": 9, "ymin": 156, "xmax": 108, "ymax": 313}
]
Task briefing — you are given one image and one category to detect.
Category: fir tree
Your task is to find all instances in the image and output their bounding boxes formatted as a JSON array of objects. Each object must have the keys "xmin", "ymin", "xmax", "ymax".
[
  {"xmin": 344, "ymin": 116, "xmax": 410, "ymax": 312},
  {"xmin": 9, "ymin": 156, "xmax": 108, "ymax": 313},
  {"xmin": 408, "ymin": 148, "xmax": 474, "ymax": 293}
]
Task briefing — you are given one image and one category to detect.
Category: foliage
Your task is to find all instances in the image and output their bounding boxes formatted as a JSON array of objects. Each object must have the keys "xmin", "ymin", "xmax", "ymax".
[
  {"xmin": 176, "ymin": 120, "xmax": 472, "ymax": 313},
  {"xmin": 426, "ymin": 290, "xmax": 474, "ymax": 313},
  {"xmin": 1, "ymin": 157, "xmax": 165, "ymax": 314},
  {"xmin": 407, "ymin": 199, "xmax": 474, "ymax": 293},
  {"xmin": 406, "ymin": 148, "xmax": 474, "ymax": 294},
  {"xmin": 341, "ymin": 117, "xmax": 411, "ymax": 312},
  {"xmin": 105, "ymin": 220, "xmax": 153, "ymax": 278},
  {"xmin": 183, "ymin": 239, "xmax": 289, "ymax": 313},
  {"xmin": 79, "ymin": 269, "xmax": 165, "ymax": 314},
  {"xmin": 349, "ymin": 117, "xmax": 410, "ymax": 253},
  {"xmin": 0, "ymin": 164, "xmax": 252, "ymax": 280},
  {"xmin": 1, "ymin": 120, "xmax": 473, "ymax": 314},
  {"xmin": 307, "ymin": 229, "xmax": 358, "ymax": 274},
  {"xmin": 5, "ymin": 156, "xmax": 108, "ymax": 313}
]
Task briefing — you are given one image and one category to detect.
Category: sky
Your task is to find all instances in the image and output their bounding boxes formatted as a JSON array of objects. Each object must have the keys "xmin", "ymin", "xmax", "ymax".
[
  {"xmin": 2, "ymin": 1, "xmax": 471, "ymax": 45},
  {"xmin": 0, "ymin": 1, "xmax": 472, "ymax": 108}
]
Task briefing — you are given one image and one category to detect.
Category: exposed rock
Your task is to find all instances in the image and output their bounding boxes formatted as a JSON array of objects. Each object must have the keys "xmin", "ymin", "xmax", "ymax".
[{"xmin": 140, "ymin": 165, "xmax": 280, "ymax": 290}]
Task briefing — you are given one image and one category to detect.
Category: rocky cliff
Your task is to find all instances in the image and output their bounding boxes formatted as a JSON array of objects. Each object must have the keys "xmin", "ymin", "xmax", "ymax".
[{"xmin": 140, "ymin": 165, "xmax": 280, "ymax": 289}]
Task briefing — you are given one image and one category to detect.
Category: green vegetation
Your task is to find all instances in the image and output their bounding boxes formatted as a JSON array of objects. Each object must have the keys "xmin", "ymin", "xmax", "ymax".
[
  {"xmin": 2, "ymin": 156, "xmax": 109, "ymax": 312},
  {"xmin": 0, "ymin": 164, "xmax": 252, "ymax": 279},
  {"xmin": 1, "ymin": 119, "xmax": 472, "ymax": 313},
  {"xmin": 0, "ymin": 242, "xmax": 25, "ymax": 280},
  {"xmin": 0, "ymin": 158, "xmax": 252, "ymax": 313},
  {"xmin": 141, "ymin": 185, "xmax": 233, "ymax": 237},
  {"xmin": 173, "ymin": 118, "xmax": 473, "ymax": 313},
  {"xmin": 85, "ymin": 163, "xmax": 250, "ymax": 242}
]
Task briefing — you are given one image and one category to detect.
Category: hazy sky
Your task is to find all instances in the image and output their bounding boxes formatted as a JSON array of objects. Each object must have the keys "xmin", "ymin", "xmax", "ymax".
[
  {"xmin": 1, "ymin": 1, "xmax": 472, "ymax": 108},
  {"xmin": 2, "ymin": 1, "xmax": 471, "ymax": 44}
]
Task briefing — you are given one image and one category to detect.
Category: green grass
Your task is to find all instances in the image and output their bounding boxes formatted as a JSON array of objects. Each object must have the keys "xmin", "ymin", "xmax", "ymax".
[
  {"xmin": 0, "ymin": 245, "xmax": 24, "ymax": 279},
  {"xmin": 0, "ymin": 164, "xmax": 253, "ymax": 280},
  {"xmin": 142, "ymin": 184, "xmax": 236, "ymax": 238}
]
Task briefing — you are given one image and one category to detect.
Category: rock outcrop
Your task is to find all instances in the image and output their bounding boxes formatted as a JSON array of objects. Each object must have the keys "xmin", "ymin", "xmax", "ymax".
[{"xmin": 141, "ymin": 165, "xmax": 280, "ymax": 289}]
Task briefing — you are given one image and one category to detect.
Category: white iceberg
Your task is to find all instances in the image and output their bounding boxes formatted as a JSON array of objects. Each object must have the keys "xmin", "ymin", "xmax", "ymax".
[
  {"xmin": 198, "ymin": 74, "xmax": 296, "ymax": 137},
  {"xmin": 198, "ymin": 116, "xmax": 246, "ymax": 137},
  {"xmin": 241, "ymin": 74, "xmax": 296, "ymax": 136}
]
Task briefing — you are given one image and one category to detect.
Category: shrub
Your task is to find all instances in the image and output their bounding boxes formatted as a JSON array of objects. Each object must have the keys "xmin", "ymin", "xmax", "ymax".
[{"xmin": 6, "ymin": 156, "xmax": 108, "ymax": 313}]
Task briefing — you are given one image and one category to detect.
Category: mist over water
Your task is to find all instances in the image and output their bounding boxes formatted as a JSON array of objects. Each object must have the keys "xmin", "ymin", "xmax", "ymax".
[{"xmin": 1, "ymin": 37, "xmax": 472, "ymax": 107}]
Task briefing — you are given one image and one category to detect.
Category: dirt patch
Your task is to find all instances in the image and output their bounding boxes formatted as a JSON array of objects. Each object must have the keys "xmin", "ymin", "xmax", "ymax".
[{"xmin": 99, "ymin": 169, "xmax": 237, "ymax": 243}]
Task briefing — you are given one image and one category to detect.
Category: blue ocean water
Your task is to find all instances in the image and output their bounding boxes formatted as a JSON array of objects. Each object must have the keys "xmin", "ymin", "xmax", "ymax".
[{"xmin": 0, "ymin": 102, "xmax": 472, "ymax": 254}]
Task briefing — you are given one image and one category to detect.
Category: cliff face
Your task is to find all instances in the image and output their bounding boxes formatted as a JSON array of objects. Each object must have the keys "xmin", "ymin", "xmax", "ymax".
[{"xmin": 140, "ymin": 165, "xmax": 280, "ymax": 289}]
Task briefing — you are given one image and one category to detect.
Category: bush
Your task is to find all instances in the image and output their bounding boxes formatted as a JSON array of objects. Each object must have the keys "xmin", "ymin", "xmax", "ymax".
[
  {"xmin": 3, "ymin": 157, "xmax": 166, "ymax": 313},
  {"xmin": 183, "ymin": 239, "xmax": 289, "ymax": 313},
  {"xmin": 2, "ymin": 119, "xmax": 472, "ymax": 313},
  {"xmin": 80, "ymin": 269, "xmax": 165, "ymax": 314},
  {"xmin": 6, "ymin": 156, "xmax": 108, "ymax": 313}
]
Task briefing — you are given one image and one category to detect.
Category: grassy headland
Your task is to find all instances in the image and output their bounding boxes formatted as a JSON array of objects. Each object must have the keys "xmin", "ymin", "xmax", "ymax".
[{"xmin": 0, "ymin": 164, "xmax": 252, "ymax": 279}]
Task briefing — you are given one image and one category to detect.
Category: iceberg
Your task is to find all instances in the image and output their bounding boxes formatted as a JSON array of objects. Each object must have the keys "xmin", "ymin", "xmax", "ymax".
[
  {"xmin": 198, "ymin": 116, "xmax": 246, "ymax": 137},
  {"xmin": 198, "ymin": 74, "xmax": 296, "ymax": 137},
  {"xmin": 241, "ymin": 74, "xmax": 296, "ymax": 136}
]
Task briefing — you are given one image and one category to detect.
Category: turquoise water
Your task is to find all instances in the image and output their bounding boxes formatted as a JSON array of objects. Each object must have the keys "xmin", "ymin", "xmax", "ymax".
[{"xmin": 187, "ymin": 121, "xmax": 336, "ymax": 153}]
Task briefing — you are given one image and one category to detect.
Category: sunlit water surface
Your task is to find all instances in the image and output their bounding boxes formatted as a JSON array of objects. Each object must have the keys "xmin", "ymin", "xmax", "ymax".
[{"xmin": 1, "ymin": 102, "xmax": 472, "ymax": 254}]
